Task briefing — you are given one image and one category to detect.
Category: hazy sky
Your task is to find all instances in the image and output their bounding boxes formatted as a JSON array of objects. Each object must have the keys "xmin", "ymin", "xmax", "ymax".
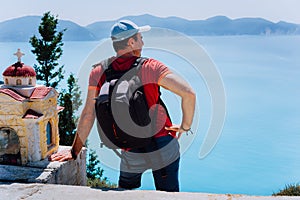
[{"xmin": 0, "ymin": 0, "xmax": 299, "ymax": 25}]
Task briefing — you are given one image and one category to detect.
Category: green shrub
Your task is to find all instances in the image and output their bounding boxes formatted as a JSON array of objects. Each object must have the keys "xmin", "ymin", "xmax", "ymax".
[
  {"xmin": 86, "ymin": 149, "xmax": 117, "ymax": 189},
  {"xmin": 273, "ymin": 183, "xmax": 300, "ymax": 196},
  {"xmin": 87, "ymin": 177, "xmax": 117, "ymax": 188}
]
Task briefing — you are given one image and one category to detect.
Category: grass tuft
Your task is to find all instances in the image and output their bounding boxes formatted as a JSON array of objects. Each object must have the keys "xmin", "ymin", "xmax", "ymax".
[{"xmin": 273, "ymin": 183, "xmax": 300, "ymax": 196}]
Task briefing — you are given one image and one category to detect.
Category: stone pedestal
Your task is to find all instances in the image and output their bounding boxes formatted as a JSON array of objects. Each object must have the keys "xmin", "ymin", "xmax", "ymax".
[{"xmin": 0, "ymin": 146, "xmax": 86, "ymax": 186}]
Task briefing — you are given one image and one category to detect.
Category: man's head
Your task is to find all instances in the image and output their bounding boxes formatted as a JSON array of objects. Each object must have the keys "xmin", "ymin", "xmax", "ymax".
[{"xmin": 110, "ymin": 20, "xmax": 151, "ymax": 56}]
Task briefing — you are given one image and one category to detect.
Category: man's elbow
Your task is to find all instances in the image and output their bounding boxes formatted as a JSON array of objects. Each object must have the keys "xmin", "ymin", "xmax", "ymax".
[{"xmin": 184, "ymin": 88, "xmax": 196, "ymax": 101}]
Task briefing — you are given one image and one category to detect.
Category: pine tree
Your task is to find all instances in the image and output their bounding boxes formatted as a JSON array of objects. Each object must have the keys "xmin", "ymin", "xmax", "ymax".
[
  {"xmin": 86, "ymin": 149, "xmax": 105, "ymax": 180},
  {"xmin": 58, "ymin": 74, "xmax": 82, "ymax": 145},
  {"xmin": 86, "ymin": 149, "xmax": 116, "ymax": 188},
  {"xmin": 29, "ymin": 11, "xmax": 65, "ymax": 89},
  {"xmin": 67, "ymin": 74, "xmax": 82, "ymax": 124}
]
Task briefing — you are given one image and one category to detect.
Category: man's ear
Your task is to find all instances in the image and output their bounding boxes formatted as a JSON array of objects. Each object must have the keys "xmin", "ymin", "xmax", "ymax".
[{"xmin": 128, "ymin": 38, "xmax": 135, "ymax": 47}]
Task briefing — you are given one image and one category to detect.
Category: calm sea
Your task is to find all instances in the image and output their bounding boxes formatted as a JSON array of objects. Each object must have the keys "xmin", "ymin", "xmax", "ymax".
[{"xmin": 0, "ymin": 35, "xmax": 299, "ymax": 196}]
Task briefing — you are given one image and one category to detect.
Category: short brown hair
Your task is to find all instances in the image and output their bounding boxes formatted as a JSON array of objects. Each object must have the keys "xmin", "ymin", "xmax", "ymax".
[{"xmin": 112, "ymin": 34, "xmax": 138, "ymax": 52}]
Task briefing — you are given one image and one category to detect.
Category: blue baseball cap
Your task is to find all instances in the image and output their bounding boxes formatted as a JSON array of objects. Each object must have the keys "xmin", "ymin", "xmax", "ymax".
[{"xmin": 110, "ymin": 20, "xmax": 151, "ymax": 42}]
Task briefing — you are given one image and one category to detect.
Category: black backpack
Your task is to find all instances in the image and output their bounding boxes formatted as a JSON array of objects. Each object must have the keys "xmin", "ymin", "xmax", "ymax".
[{"xmin": 95, "ymin": 57, "xmax": 169, "ymax": 149}]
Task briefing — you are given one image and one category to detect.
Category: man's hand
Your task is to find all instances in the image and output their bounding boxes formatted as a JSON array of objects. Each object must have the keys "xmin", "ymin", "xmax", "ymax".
[
  {"xmin": 48, "ymin": 150, "xmax": 73, "ymax": 162},
  {"xmin": 165, "ymin": 124, "xmax": 185, "ymax": 139}
]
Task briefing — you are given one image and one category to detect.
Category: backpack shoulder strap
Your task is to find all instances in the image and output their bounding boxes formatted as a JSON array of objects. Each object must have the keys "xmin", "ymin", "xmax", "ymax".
[
  {"xmin": 133, "ymin": 57, "xmax": 148, "ymax": 71},
  {"xmin": 101, "ymin": 59, "xmax": 111, "ymax": 71},
  {"xmin": 92, "ymin": 58, "xmax": 111, "ymax": 70},
  {"xmin": 92, "ymin": 57, "xmax": 116, "ymax": 82},
  {"xmin": 105, "ymin": 57, "xmax": 148, "ymax": 81}
]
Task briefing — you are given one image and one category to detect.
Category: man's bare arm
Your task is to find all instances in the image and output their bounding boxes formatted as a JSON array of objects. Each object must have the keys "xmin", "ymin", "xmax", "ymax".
[
  {"xmin": 49, "ymin": 88, "xmax": 98, "ymax": 161},
  {"xmin": 159, "ymin": 72, "xmax": 196, "ymax": 137}
]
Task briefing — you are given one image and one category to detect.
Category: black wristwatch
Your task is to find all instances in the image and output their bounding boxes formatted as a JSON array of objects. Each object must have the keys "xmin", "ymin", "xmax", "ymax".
[{"xmin": 71, "ymin": 148, "xmax": 77, "ymax": 160}]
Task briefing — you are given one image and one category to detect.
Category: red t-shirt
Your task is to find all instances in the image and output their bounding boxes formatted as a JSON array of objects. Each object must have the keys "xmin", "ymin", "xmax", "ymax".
[{"xmin": 89, "ymin": 56, "xmax": 175, "ymax": 138}]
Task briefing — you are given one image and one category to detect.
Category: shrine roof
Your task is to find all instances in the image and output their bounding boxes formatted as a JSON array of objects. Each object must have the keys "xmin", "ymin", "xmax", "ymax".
[
  {"xmin": 3, "ymin": 62, "xmax": 36, "ymax": 77},
  {"xmin": 0, "ymin": 86, "xmax": 54, "ymax": 102}
]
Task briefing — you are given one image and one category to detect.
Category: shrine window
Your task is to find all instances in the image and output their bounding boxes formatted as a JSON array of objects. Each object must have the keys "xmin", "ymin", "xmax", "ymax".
[
  {"xmin": 16, "ymin": 79, "xmax": 22, "ymax": 85},
  {"xmin": 46, "ymin": 122, "xmax": 52, "ymax": 148}
]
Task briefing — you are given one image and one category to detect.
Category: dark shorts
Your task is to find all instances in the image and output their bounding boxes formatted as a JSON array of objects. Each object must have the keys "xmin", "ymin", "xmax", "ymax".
[{"xmin": 118, "ymin": 135, "xmax": 180, "ymax": 192}]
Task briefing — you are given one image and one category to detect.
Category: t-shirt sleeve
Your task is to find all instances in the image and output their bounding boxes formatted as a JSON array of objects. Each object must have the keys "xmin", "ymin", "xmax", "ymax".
[
  {"xmin": 88, "ymin": 64, "xmax": 105, "ymax": 91},
  {"xmin": 141, "ymin": 58, "xmax": 172, "ymax": 84}
]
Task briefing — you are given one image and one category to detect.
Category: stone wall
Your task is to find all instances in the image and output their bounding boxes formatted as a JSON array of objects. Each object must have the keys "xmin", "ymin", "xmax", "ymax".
[
  {"xmin": 0, "ymin": 183, "xmax": 296, "ymax": 200},
  {"xmin": 0, "ymin": 146, "xmax": 86, "ymax": 186}
]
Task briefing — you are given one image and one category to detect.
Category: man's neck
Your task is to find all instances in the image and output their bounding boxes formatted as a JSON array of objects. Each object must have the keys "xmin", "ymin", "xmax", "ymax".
[
  {"xmin": 117, "ymin": 49, "xmax": 141, "ymax": 57},
  {"xmin": 117, "ymin": 52, "xmax": 135, "ymax": 57}
]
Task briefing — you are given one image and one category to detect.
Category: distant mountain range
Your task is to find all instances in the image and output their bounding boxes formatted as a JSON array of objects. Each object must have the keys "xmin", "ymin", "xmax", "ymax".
[{"xmin": 0, "ymin": 14, "xmax": 299, "ymax": 42}]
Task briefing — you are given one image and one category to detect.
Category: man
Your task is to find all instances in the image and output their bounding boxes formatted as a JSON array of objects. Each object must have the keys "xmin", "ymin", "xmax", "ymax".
[{"xmin": 50, "ymin": 20, "xmax": 196, "ymax": 192}]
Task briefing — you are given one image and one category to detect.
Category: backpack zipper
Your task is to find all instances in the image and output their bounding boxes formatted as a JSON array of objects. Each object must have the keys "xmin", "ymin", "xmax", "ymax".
[{"xmin": 112, "ymin": 123, "xmax": 119, "ymax": 139}]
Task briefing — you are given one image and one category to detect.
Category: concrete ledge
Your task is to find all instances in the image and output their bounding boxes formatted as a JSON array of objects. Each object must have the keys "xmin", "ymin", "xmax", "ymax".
[
  {"xmin": 0, "ymin": 146, "xmax": 86, "ymax": 185},
  {"xmin": 0, "ymin": 183, "xmax": 299, "ymax": 200}
]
